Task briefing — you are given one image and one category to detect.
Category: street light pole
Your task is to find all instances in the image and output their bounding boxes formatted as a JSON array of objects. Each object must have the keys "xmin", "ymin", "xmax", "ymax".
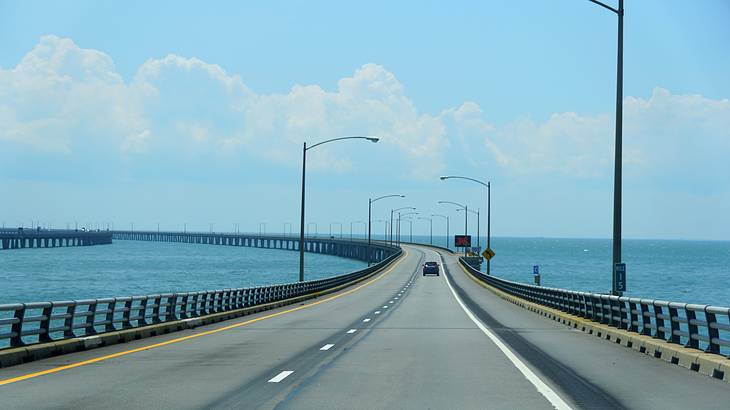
[
  {"xmin": 368, "ymin": 195, "xmax": 404, "ymax": 265},
  {"xmin": 588, "ymin": 0, "xmax": 624, "ymax": 295},
  {"xmin": 440, "ymin": 177, "xmax": 491, "ymax": 273},
  {"xmin": 438, "ymin": 200, "xmax": 468, "ymax": 257},
  {"xmin": 389, "ymin": 207, "xmax": 415, "ymax": 246},
  {"xmin": 397, "ymin": 212, "xmax": 418, "ymax": 245},
  {"xmin": 299, "ymin": 136, "xmax": 379, "ymax": 282}
]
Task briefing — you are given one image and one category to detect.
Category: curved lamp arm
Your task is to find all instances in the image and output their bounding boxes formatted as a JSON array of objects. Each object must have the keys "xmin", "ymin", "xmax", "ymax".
[
  {"xmin": 307, "ymin": 136, "xmax": 379, "ymax": 151},
  {"xmin": 438, "ymin": 200, "xmax": 466, "ymax": 209},
  {"xmin": 372, "ymin": 194, "xmax": 405, "ymax": 203},
  {"xmin": 440, "ymin": 175, "xmax": 489, "ymax": 188}
]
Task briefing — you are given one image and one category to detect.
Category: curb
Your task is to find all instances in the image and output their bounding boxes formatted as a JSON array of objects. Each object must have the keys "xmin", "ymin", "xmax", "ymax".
[
  {"xmin": 457, "ymin": 262, "xmax": 730, "ymax": 383},
  {"xmin": 0, "ymin": 251, "xmax": 404, "ymax": 369}
]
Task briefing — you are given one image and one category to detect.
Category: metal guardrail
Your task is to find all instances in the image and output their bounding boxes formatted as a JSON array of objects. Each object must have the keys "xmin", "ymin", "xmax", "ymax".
[
  {"xmin": 0, "ymin": 248, "xmax": 401, "ymax": 349},
  {"xmin": 459, "ymin": 258, "xmax": 730, "ymax": 357}
]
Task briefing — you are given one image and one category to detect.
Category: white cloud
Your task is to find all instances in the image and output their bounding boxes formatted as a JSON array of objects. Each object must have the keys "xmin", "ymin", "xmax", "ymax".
[
  {"xmin": 1, "ymin": 36, "xmax": 728, "ymax": 189},
  {"xmin": 482, "ymin": 87, "xmax": 730, "ymax": 186}
]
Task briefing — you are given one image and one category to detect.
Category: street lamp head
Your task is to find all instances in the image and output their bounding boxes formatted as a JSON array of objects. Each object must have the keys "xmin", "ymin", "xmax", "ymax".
[
  {"xmin": 367, "ymin": 137, "xmax": 379, "ymax": 143},
  {"xmin": 440, "ymin": 176, "xmax": 449, "ymax": 180}
]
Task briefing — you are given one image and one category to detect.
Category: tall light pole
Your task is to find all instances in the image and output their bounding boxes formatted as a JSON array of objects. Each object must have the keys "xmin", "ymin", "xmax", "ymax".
[
  {"xmin": 441, "ymin": 176, "xmax": 491, "ymax": 274},
  {"xmin": 401, "ymin": 217, "xmax": 415, "ymax": 242},
  {"xmin": 438, "ymin": 200, "xmax": 468, "ymax": 257},
  {"xmin": 417, "ymin": 217, "xmax": 433, "ymax": 245},
  {"xmin": 368, "ymin": 194, "xmax": 404, "ymax": 264},
  {"xmin": 329, "ymin": 222, "xmax": 343, "ymax": 239},
  {"xmin": 299, "ymin": 136, "xmax": 379, "ymax": 282},
  {"xmin": 284, "ymin": 222, "xmax": 292, "ymax": 236},
  {"xmin": 432, "ymin": 214, "xmax": 449, "ymax": 249},
  {"xmin": 390, "ymin": 207, "xmax": 415, "ymax": 245},
  {"xmin": 587, "ymin": 0, "xmax": 624, "ymax": 295},
  {"xmin": 306, "ymin": 222, "xmax": 318, "ymax": 237},
  {"xmin": 398, "ymin": 212, "xmax": 418, "ymax": 244},
  {"xmin": 350, "ymin": 221, "xmax": 365, "ymax": 241},
  {"xmin": 371, "ymin": 219, "xmax": 387, "ymax": 241}
]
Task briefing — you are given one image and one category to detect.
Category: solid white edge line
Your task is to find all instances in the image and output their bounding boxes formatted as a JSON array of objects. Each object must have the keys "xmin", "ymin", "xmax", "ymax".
[
  {"xmin": 436, "ymin": 253, "xmax": 573, "ymax": 410},
  {"xmin": 268, "ymin": 370, "xmax": 294, "ymax": 383},
  {"xmin": 320, "ymin": 344, "xmax": 335, "ymax": 351}
]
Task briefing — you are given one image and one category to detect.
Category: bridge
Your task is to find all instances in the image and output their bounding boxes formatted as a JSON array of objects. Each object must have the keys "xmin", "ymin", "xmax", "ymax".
[
  {"xmin": 1, "ymin": 234, "xmax": 729, "ymax": 409},
  {"xmin": 0, "ymin": 228, "xmax": 112, "ymax": 250}
]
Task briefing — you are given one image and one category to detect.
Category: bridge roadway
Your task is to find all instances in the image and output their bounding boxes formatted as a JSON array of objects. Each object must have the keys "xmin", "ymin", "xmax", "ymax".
[{"xmin": 1, "ymin": 244, "xmax": 728, "ymax": 409}]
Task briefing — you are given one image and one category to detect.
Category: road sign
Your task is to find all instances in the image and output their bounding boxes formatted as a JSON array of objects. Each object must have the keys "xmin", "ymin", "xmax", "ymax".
[
  {"xmin": 533, "ymin": 265, "xmax": 539, "ymax": 275},
  {"xmin": 482, "ymin": 248, "xmax": 495, "ymax": 260},
  {"xmin": 614, "ymin": 263, "xmax": 627, "ymax": 292},
  {"xmin": 454, "ymin": 235, "xmax": 471, "ymax": 247}
]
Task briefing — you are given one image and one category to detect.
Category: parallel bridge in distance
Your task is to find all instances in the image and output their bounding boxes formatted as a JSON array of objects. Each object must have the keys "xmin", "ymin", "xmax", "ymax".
[
  {"xmin": 0, "ymin": 229, "xmax": 112, "ymax": 250},
  {"xmin": 112, "ymin": 230, "xmax": 394, "ymax": 264}
]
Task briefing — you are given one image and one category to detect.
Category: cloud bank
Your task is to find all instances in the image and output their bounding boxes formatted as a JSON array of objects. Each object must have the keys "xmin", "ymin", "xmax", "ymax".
[{"xmin": 1, "ymin": 35, "xmax": 728, "ymax": 189}]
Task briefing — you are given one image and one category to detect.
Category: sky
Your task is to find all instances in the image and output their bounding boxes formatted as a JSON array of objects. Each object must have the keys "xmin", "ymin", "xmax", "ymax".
[{"xmin": 1, "ymin": 0, "xmax": 729, "ymax": 240}]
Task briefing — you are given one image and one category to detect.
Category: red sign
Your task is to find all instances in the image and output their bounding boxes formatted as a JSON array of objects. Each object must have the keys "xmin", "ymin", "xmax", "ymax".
[{"xmin": 454, "ymin": 235, "xmax": 471, "ymax": 247}]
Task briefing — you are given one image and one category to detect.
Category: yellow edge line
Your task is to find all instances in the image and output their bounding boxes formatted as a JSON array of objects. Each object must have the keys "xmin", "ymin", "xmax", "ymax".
[{"xmin": 0, "ymin": 250, "xmax": 408, "ymax": 386}]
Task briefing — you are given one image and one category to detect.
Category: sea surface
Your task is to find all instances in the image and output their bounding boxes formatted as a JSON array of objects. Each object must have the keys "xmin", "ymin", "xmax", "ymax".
[
  {"xmin": 1, "ymin": 236, "xmax": 728, "ymax": 308},
  {"xmin": 0, "ymin": 240, "xmax": 366, "ymax": 304}
]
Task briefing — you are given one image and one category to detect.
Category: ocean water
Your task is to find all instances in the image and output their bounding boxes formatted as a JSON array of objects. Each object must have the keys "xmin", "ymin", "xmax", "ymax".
[
  {"xmin": 2, "ymin": 237, "xmax": 728, "ymax": 308},
  {"xmin": 407, "ymin": 235, "xmax": 730, "ymax": 307},
  {"xmin": 0, "ymin": 240, "xmax": 366, "ymax": 304}
]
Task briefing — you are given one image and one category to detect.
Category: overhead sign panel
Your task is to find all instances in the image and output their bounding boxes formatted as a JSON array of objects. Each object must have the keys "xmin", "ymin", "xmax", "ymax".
[{"xmin": 454, "ymin": 235, "xmax": 471, "ymax": 247}]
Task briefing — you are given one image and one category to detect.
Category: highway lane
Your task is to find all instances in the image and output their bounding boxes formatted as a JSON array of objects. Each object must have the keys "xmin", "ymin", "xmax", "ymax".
[
  {"xmin": 434, "ymin": 246, "xmax": 730, "ymax": 410},
  {"xmin": 0, "ymin": 248, "xmax": 419, "ymax": 408},
  {"xmin": 1, "ymin": 244, "xmax": 728, "ymax": 409}
]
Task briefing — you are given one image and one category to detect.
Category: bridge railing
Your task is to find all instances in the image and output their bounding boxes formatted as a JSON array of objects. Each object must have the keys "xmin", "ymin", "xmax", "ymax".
[
  {"xmin": 0, "ymin": 246, "xmax": 401, "ymax": 349},
  {"xmin": 459, "ymin": 258, "xmax": 730, "ymax": 357}
]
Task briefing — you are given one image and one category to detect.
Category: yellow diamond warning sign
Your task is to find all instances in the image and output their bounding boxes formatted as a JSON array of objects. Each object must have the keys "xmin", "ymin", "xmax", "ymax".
[{"xmin": 482, "ymin": 248, "xmax": 495, "ymax": 260}]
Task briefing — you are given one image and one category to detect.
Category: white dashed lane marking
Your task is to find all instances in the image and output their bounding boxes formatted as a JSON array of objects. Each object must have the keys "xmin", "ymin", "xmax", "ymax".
[
  {"xmin": 363, "ymin": 318, "xmax": 371, "ymax": 323},
  {"xmin": 375, "ymin": 311, "xmax": 381, "ymax": 315},
  {"xmin": 347, "ymin": 329, "xmax": 357, "ymax": 334},
  {"xmin": 268, "ymin": 371, "xmax": 294, "ymax": 383}
]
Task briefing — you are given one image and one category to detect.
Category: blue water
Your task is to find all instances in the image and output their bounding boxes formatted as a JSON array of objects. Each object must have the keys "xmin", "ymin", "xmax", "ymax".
[
  {"xmin": 0, "ymin": 240, "xmax": 366, "ymax": 304},
  {"xmin": 407, "ymin": 235, "xmax": 730, "ymax": 307},
  {"xmin": 2, "ymin": 236, "xmax": 729, "ymax": 308}
]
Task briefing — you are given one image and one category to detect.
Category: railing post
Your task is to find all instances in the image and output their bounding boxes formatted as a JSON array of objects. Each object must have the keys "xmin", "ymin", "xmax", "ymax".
[
  {"xmin": 105, "ymin": 299, "xmax": 117, "ymax": 332},
  {"xmin": 704, "ymin": 306, "xmax": 721, "ymax": 354},
  {"xmin": 137, "ymin": 298, "xmax": 149, "ymax": 326},
  {"xmin": 122, "ymin": 299, "xmax": 133, "ymax": 328},
  {"xmin": 627, "ymin": 299, "xmax": 639, "ymax": 332},
  {"xmin": 180, "ymin": 294, "xmax": 189, "ymax": 319},
  {"xmin": 64, "ymin": 303, "xmax": 77, "ymax": 338},
  {"xmin": 684, "ymin": 305, "xmax": 700, "ymax": 349},
  {"xmin": 152, "ymin": 296, "xmax": 162, "ymax": 323},
  {"xmin": 10, "ymin": 304, "xmax": 26, "ymax": 347},
  {"xmin": 667, "ymin": 303, "xmax": 682, "ymax": 344},
  {"xmin": 39, "ymin": 303, "xmax": 53, "ymax": 343},
  {"xmin": 85, "ymin": 302, "xmax": 98, "ymax": 336},
  {"xmin": 654, "ymin": 302, "xmax": 666, "ymax": 340},
  {"xmin": 165, "ymin": 294, "xmax": 177, "ymax": 321}
]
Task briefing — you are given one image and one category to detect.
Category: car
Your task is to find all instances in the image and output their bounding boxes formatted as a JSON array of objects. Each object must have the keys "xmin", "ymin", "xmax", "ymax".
[{"xmin": 422, "ymin": 261, "xmax": 440, "ymax": 276}]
